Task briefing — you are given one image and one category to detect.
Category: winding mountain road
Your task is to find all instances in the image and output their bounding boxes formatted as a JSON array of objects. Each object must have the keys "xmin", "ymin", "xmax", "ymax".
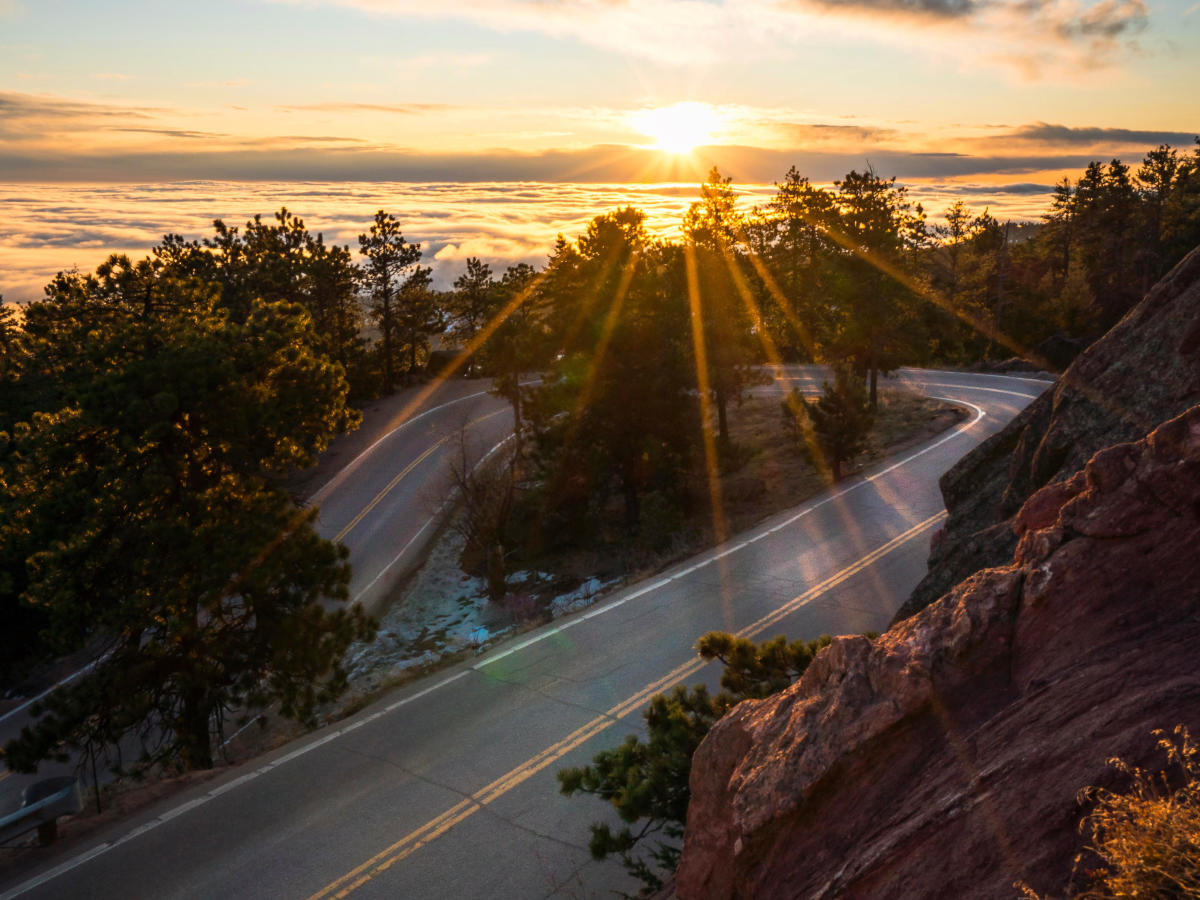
[{"xmin": 0, "ymin": 368, "xmax": 1050, "ymax": 900}]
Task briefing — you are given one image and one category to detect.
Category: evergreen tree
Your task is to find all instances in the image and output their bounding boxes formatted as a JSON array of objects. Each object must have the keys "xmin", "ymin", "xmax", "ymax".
[
  {"xmin": 394, "ymin": 264, "xmax": 443, "ymax": 378},
  {"xmin": 1042, "ymin": 177, "xmax": 1076, "ymax": 291},
  {"xmin": 358, "ymin": 210, "xmax": 423, "ymax": 394},
  {"xmin": 486, "ymin": 262, "xmax": 546, "ymax": 437},
  {"xmin": 793, "ymin": 363, "xmax": 874, "ymax": 481},
  {"xmin": 759, "ymin": 167, "xmax": 837, "ymax": 359},
  {"xmin": 450, "ymin": 257, "xmax": 499, "ymax": 374},
  {"xmin": 526, "ymin": 208, "xmax": 697, "ymax": 531},
  {"xmin": 830, "ymin": 169, "xmax": 927, "ymax": 408},
  {"xmin": 151, "ymin": 211, "xmax": 367, "ymax": 396},
  {"xmin": 559, "ymin": 630, "xmax": 832, "ymax": 892},
  {"xmin": 682, "ymin": 166, "xmax": 757, "ymax": 445},
  {"xmin": 1, "ymin": 270, "xmax": 371, "ymax": 773}
]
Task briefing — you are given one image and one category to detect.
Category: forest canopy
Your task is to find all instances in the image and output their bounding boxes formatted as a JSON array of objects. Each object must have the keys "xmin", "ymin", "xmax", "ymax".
[{"xmin": 1, "ymin": 140, "xmax": 1198, "ymax": 774}]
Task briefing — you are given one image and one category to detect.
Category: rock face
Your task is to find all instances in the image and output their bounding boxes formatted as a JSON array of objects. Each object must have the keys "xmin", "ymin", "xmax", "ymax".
[
  {"xmin": 676, "ymin": 405, "xmax": 1200, "ymax": 899},
  {"xmin": 896, "ymin": 244, "xmax": 1200, "ymax": 621}
]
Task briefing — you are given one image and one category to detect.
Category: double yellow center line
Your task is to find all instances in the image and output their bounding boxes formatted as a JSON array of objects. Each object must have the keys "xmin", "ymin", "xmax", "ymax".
[
  {"xmin": 332, "ymin": 409, "xmax": 508, "ymax": 544},
  {"xmin": 307, "ymin": 510, "xmax": 946, "ymax": 900}
]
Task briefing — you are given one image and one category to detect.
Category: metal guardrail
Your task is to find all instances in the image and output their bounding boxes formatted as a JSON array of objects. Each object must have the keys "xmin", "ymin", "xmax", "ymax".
[{"xmin": 0, "ymin": 777, "xmax": 82, "ymax": 846}]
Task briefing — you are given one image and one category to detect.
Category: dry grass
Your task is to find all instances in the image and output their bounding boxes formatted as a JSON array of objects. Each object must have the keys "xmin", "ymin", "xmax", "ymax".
[
  {"xmin": 709, "ymin": 385, "xmax": 964, "ymax": 540},
  {"xmin": 1018, "ymin": 726, "xmax": 1200, "ymax": 899},
  {"xmin": 1073, "ymin": 727, "xmax": 1200, "ymax": 898}
]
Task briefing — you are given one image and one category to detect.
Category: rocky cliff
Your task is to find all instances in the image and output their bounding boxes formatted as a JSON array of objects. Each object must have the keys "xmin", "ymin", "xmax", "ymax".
[
  {"xmin": 896, "ymin": 244, "xmax": 1200, "ymax": 621},
  {"xmin": 676, "ymin": 404, "xmax": 1200, "ymax": 899}
]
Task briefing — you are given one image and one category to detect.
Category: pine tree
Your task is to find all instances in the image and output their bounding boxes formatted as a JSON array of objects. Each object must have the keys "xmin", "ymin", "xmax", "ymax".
[
  {"xmin": 558, "ymin": 631, "xmax": 833, "ymax": 892},
  {"xmin": 804, "ymin": 363, "xmax": 874, "ymax": 481},
  {"xmin": 682, "ymin": 166, "xmax": 756, "ymax": 445},
  {"xmin": 1, "ymin": 272, "xmax": 371, "ymax": 773},
  {"xmin": 394, "ymin": 265, "xmax": 444, "ymax": 377},
  {"xmin": 358, "ymin": 211, "xmax": 423, "ymax": 394},
  {"xmin": 450, "ymin": 257, "xmax": 499, "ymax": 375}
]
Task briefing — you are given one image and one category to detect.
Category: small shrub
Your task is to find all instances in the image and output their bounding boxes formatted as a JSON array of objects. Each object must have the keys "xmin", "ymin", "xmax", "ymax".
[
  {"xmin": 779, "ymin": 364, "xmax": 874, "ymax": 481},
  {"xmin": 1075, "ymin": 726, "xmax": 1200, "ymax": 898},
  {"xmin": 558, "ymin": 630, "xmax": 834, "ymax": 896},
  {"xmin": 1018, "ymin": 726, "xmax": 1200, "ymax": 899},
  {"xmin": 637, "ymin": 490, "xmax": 685, "ymax": 553}
]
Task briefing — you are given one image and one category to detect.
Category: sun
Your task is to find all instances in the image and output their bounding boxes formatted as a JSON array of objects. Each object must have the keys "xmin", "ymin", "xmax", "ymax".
[{"xmin": 630, "ymin": 102, "xmax": 721, "ymax": 154}]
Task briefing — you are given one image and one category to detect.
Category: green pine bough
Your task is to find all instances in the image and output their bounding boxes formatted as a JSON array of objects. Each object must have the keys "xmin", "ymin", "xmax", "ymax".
[{"xmin": 558, "ymin": 630, "xmax": 884, "ymax": 895}]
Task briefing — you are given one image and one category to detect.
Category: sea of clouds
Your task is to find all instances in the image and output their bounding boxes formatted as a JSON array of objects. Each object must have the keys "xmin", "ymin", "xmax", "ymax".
[{"xmin": 0, "ymin": 180, "xmax": 1054, "ymax": 303}]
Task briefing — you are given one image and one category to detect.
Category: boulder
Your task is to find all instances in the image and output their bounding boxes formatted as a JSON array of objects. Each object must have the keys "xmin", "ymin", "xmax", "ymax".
[{"xmin": 676, "ymin": 405, "xmax": 1200, "ymax": 899}]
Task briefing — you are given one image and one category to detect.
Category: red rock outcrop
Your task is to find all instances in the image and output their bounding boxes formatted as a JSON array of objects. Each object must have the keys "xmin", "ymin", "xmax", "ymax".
[
  {"xmin": 898, "ymin": 243, "xmax": 1200, "ymax": 620},
  {"xmin": 676, "ymin": 405, "xmax": 1200, "ymax": 899}
]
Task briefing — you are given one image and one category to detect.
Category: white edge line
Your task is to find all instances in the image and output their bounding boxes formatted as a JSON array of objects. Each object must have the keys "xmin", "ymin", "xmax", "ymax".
[
  {"xmin": 310, "ymin": 379, "xmax": 540, "ymax": 505},
  {"xmin": 0, "ymin": 380, "xmax": 1016, "ymax": 899},
  {"xmin": 0, "ymin": 670, "xmax": 472, "ymax": 900},
  {"xmin": 904, "ymin": 382, "xmax": 1042, "ymax": 400},
  {"xmin": 470, "ymin": 394, "xmax": 987, "ymax": 671},
  {"xmin": 898, "ymin": 366, "xmax": 1056, "ymax": 386},
  {"xmin": 348, "ymin": 434, "xmax": 514, "ymax": 606},
  {"xmin": 309, "ymin": 390, "xmax": 491, "ymax": 504},
  {"xmin": 0, "ymin": 655, "xmax": 108, "ymax": 726}
]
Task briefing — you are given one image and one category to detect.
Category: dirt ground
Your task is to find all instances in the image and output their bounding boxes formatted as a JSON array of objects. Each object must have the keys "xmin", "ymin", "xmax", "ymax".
[{"xmin": 500, "ymin": 385, "xmax": 966, "ymax": 604}]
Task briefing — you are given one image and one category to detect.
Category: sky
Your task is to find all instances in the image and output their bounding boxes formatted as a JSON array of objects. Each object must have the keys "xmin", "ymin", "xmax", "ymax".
[{"xmin": 1, "ymin": 0, "xmax": 1197, "ymax": 297}]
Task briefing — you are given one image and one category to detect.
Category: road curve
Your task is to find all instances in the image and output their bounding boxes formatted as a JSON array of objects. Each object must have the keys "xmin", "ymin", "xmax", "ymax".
[
  {"xmin": 306, "ymin": 377, "xmax": 524, "ymax": 617},
  {"xmin": 0, "ymin": 369, "xmax": 1051, "ymax": 900},
  {"xmin": 0, "ymin": 378, "xmax": 520, "ymax": 823}
]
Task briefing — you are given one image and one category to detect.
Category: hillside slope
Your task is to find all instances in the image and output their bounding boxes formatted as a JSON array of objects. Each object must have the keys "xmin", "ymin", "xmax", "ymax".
[
  {"xmin": 896, "ymin": 244, "xmax": 1200, "ymax": 620},
  {"xmin": 676, "ymin": 404, "xmax": 1200, "ymax": 899}
]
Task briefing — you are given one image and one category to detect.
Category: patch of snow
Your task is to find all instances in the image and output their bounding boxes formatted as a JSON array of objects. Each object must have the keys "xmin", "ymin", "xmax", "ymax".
[{"xmin": 344, "ymin": 520, "xmax": 624, "ymax": 689}]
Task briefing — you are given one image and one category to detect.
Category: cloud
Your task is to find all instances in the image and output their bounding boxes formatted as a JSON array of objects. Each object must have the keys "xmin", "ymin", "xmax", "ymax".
[
  {"xmin": 0, "ymin": 92, "xmax": 164, "ymax": 125},
  {"xmin": 271, "ymin": 0, "xmax": 1155, "ymax": 74},
  {"xmin": 0, "ymin": 140, "xmax": 1114, "ymax": 185},
  {"xmin": 766, "ymin": 122, "xmax": 898, "ymax": 146},
  {"xmin": 802, "ymin": 0, "xmax": 981, "ymax": 18},
  {"xmin": 987, "ymin": 0, "xmax": 1149, "ymax": 70},
  {"xmin": 1002, "ymin": 121, "xmax": 1197, "ymax": 146},
  {"xmin": 279, "ymin": 101, "xmax": 456, "ymax": 114},
  {"xmin": 116, "ymin": 126, "xmax": 231, "ymax": 140},
  {"xmin": 0, "ymin": 179, "xmax": 1057, "ymax": 303},
  {"xmin": 0, "ymin": 90, "xmax": 384, "ymax": 160},
  {"xmin": 1053, "ymin": 0, "xmax": 1147, "ymax": 38}
]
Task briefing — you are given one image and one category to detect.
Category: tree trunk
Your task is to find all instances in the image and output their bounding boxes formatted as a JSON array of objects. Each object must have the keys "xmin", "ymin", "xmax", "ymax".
[
  {"xmin": 511, "ymin": 375, "xmax": 522, "ymax": 434},
  {"xmin": 381, "ymin": 291, "xmax": 394, "ymax": 394},
  {"xmin": 623, "ymin": 478, "xmax": 640, "ymax": 529},
  {"xmin": 486, "ymin": 543, "xmax": 506, "ymax": 604},
  {"xmin": 715, "ymin": 382, "xmax": 729, "ymax": 445},
  {"xmin": 868, "ymin": 340, "xmax": 879, "ymax": 411},
  {"xmin": 179, "ymin": 689, "xmax": 213, "ymax": 771}
]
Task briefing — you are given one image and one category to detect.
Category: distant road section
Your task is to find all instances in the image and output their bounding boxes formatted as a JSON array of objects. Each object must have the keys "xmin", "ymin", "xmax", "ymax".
[
  {"xmin": 301, "ymin": 377, "xmax": 520, "ymax": 617},
  {"xmin": 0, "ymin": 368, "xmax": 1051, "ymax": 900}
]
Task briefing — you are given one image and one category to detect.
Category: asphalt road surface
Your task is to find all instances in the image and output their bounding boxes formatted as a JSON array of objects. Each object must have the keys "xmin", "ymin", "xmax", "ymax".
[
  {"xmin": 0, "ymin": 377, "xmax": 519, "ymax": 816},
  {"xmin": 0, "ymin": 368, "xmax": 1050, "ymax": 899}
]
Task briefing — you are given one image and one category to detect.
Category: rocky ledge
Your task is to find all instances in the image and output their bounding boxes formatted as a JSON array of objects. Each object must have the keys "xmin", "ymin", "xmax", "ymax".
[
  {"xmin": 897, "ymin": 244, "xmax": 1200, "ymax": 620},
  {"xmin": 676, "ymin": 404, "xmax": 1200, "ymax": 899}
]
